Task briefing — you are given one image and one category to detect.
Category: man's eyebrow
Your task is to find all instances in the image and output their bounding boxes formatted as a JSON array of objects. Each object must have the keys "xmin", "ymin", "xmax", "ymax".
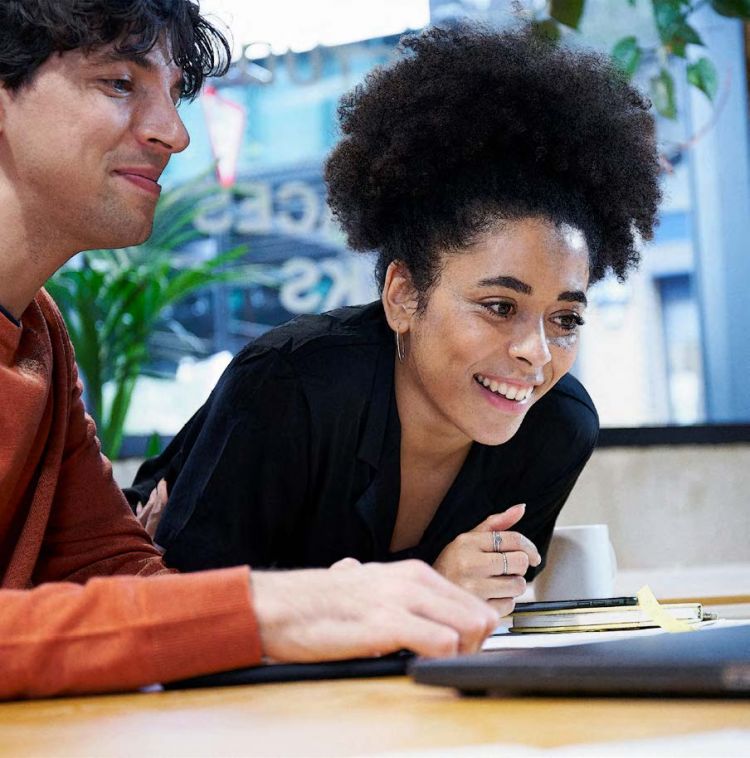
[
  {"xmin": 86, "ymin": 49, "xmax": 185, "ymax": 93},
  {"xmin": 87, "ymin": 49, "xmax": 154, "ymax": 69},
  {"xmin": 477, "ymin": 276, "xmax": 588, "ymax": 306}
]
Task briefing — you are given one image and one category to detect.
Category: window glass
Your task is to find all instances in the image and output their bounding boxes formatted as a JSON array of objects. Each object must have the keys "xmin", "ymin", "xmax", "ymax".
[{"xmin": 120, "ymin": 0, "xmax": 750, "ymax": 440}]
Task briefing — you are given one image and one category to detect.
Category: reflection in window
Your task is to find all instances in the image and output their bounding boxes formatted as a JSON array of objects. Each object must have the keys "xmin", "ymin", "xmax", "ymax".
[{"xmin": 658, "ymin": 275, "xmax": 705, "ymax": 424}]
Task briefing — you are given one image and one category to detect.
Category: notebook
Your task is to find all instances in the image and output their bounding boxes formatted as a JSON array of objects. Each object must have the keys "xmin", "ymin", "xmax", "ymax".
[
  {"xmin": 510, "ymin": 602, "xmax": 709, "ymax": 632},
  {"xmin": 411, "ymin": 623, "xmax": 750, "ymax": 697}
]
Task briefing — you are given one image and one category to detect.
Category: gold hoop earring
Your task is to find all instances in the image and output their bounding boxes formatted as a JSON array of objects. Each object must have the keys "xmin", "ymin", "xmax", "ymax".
[{"xmin": 395, "ymin": 331, "xmax": 406, "ymax": 362}]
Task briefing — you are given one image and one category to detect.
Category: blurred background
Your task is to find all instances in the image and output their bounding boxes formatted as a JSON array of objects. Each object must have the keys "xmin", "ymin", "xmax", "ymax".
[
  {"xmin": 62, "ymin": 0, "xmax": 748, "ymax": 589},
  {"xmin": 50, "ymin": 0, "xmax": 750, "ymax": 457}
]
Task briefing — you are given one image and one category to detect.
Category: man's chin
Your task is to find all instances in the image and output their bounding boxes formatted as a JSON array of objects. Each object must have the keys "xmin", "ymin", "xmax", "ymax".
[{"xmin": 87, "ymin": 222, "xmax": 154, "ymax": 251}]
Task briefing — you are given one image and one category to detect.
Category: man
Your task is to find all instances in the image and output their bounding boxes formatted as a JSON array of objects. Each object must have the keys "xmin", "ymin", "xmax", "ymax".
[{"xmin": 0, "ymin": 0, "xmax": 498, "ymax": 699}]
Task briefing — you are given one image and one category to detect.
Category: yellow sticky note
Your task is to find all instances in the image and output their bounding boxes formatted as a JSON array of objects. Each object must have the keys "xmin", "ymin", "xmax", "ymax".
[{"xmin": 636, "ymin": 585, "xmax": 696, "ymax": 633}]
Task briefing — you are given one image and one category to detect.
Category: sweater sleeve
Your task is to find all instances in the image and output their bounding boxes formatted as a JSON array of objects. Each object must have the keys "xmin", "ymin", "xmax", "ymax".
[
  {"xmin": 33, "ymin": 358, "xmax": 170, "ymax": 583},
  {"xmin": 0, "ymin": 566, "xmax": 262, "ymax": 699}
]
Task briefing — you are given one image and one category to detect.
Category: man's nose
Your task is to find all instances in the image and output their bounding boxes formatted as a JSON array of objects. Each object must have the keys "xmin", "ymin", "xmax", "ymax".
[{"xmin": 135, "ymin": 93, "xmax": 190, "ymax": 155}]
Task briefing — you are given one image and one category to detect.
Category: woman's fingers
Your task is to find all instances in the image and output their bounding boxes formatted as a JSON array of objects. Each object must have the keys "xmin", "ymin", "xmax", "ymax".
[
  {"xmin": 481, "ymin": 530, "xmax": 540, "ymax": 566},
  {"xmin": 138, "ymin": 478, "xmax": 169, "ymax": 539},
  {"xmin": 488, "ymin": 597, "xmax": 517, "ymax": 616},
  {"xmin": 468, "ymin": 574, "xmax": 526, "ymax": 601},
  {"xmin": 490, "ymin": 550, "xmax": 530, "ymax": 577},
  {"xmin": 473, "ymin": 504, "xmax": 526, "ymax": 534}
]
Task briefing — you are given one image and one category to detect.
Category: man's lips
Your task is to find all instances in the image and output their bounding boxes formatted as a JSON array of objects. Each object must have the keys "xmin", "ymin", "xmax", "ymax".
[{"xmin": 114, "ymin": 168, "xmax": 162, "ymax": 197}]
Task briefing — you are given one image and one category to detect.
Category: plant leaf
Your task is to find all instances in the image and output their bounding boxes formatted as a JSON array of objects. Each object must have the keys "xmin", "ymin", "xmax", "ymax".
[
  {"xmin": 532, "ymin": 18, "xmax": 561, "ymax": 42},
  {"xmin": 710, "ymin": 0, "xmax": 750, "ymax": 17},
  {"xmin": 652, "ymin": 0, "xmax": 684, "ymax": 44},
  {"xmin": 549, "ymin": 0, "xmax": 585, "ymax": 29},
  {"xmin": 612, "ymin": 36, "xmax": 642, "ymax": 78},
  {"xmin": 687, "ymin": 56, "xmax": 719, "ymax": 101},
  {"xmin": 650, "ymin": 67, "xmax": 677, "ymax": 118}
]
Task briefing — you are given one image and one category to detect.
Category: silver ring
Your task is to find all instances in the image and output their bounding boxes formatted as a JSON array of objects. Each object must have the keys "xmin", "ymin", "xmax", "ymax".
[
  {"xmin": 502, "ymin": 552, "xmax": 509, "ymax": 576},
  {"xmin": 492, "ymin": 531, "xmax": 503, "ymax": 552}
]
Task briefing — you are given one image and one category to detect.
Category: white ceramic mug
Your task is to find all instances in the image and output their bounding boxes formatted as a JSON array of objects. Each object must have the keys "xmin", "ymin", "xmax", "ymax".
[{"xmin": 533, "ymin": 524, "xmax": 617, "ymax": 601}]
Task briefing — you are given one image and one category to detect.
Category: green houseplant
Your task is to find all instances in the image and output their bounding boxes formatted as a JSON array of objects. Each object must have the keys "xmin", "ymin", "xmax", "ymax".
[
  {"xmin": 536, "ymin": 0, "xmax": 750, "ymax": 119},
  {"xmin": 46, "ymin": 180, "xmax": 260, "ymax": 459}
]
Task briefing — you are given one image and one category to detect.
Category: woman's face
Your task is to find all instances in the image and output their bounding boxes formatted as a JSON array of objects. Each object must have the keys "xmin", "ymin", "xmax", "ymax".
[{"xmin": 394, "ymin": 217, "xmax": 590, "ymax": 447}]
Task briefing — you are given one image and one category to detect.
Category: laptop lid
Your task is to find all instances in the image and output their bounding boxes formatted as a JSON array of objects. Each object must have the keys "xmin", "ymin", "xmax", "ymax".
[{"xmin": 411, "ymin": 624, "xmax": 750, "ymax": 697}]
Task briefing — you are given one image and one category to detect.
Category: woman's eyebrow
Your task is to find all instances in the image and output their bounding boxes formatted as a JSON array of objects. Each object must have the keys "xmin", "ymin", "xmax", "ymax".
[
  {"xmin": 477, "ymin": 275, "xmax": 531, "ymax": 294},
  {"xmin": 559, "ymin": 290, "xmax": 588, "ymax": 306},
  {"xmin": 477, "ymin": 276, "xmax": 588, "ymax": 306}
]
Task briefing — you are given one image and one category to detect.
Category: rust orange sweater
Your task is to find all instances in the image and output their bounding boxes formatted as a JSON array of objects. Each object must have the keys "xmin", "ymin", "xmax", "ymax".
[{"xmin": 0, "ymin": 290, "xmax": 262, "ymax": 699}]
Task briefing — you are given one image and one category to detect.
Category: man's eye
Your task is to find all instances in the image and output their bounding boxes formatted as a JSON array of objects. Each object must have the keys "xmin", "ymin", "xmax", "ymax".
[{"xmin": 102, "ymin": 79, "xmax": 132, "ymax": 94}]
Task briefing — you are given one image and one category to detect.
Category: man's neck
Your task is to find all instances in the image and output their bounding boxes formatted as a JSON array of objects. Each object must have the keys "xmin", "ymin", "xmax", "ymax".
[{"xmin": 0, "ymin": 185, "xmax": 74, "ymax": 319}]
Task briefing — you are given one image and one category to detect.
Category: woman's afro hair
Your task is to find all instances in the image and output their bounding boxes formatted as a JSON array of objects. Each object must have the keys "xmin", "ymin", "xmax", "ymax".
[{"xmin": 324, "ymin": 23, "xmax": 662, "ymax": 293}]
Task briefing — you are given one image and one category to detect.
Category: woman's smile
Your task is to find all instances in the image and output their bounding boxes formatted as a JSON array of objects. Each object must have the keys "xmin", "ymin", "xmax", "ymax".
[{"xmin": 473, "ymin": 373, "xmax": 536, "ymax": 414}]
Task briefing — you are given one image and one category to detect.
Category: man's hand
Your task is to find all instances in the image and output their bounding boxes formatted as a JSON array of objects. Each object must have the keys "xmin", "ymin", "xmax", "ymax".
[
  {"xmin": 432, "ymin": 504, "xmax": 541, "ymax": 615},
  {"xmin": 251, "ymin": 560, "xmax": 499, "ymax": 662}
]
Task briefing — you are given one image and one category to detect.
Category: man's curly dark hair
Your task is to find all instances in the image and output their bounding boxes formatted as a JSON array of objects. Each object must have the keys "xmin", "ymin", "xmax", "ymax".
[
  {"xmin": 325, "ymin": 24, "xmax": 661, "ymax": 295},
  {"xmin": 0, "ymin": 0, "xmax": 230, "ymax": 100}
]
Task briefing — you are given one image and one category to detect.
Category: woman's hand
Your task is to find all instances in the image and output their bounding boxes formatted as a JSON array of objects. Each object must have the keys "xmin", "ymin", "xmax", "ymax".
[
  {"xmin": 135, "ymin": 478, "xmax": 169, "ymax": 540},
  {"xmin": 432, "ymin": 503, "xmax": 541, "ymax": 615}
]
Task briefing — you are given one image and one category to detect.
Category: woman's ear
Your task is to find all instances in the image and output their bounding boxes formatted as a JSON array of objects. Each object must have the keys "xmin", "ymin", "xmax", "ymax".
[{"xmin": 381, "ymin": 261, "xmax": 419, "ymax": 332}]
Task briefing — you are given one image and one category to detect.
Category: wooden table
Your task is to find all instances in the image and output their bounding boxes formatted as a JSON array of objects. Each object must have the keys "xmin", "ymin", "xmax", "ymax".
[{"xmin": 0, "ymin": 675, "xmax": 748, "ymax": 757}]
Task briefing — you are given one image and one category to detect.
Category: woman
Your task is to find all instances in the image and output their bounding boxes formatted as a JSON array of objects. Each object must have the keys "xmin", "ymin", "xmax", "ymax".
[{"xmin": 126, "ymin": 24, "xmax": 660, "ymax": 612}]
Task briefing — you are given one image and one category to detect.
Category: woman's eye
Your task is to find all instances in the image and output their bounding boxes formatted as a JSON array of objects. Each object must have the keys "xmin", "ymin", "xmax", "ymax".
[
  {"xmin": 553, "ymin": 313, "xmax": 585, "ymax": 332},
  {"xmin": 483, "ymin": 302, "xmax": 515, "ymax": 318}
]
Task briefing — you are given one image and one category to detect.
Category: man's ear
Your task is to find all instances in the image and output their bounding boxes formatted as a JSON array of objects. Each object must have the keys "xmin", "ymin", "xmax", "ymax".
[
  {"xmin": 0, "ymin": 83, "xmax": 10, "ymax": 133},
  {"xmin": 381, "ymin": 260, "xmax": 419, "ymax": 332}
]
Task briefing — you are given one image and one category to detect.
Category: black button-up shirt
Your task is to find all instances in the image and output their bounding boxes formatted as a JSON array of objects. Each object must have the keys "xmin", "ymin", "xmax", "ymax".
[{"xmin": 126, "ymin": 301, "xmax": 599, "ymax": 578}]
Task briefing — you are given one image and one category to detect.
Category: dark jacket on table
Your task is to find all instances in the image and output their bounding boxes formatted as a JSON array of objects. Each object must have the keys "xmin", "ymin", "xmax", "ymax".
[{"xmin": 125, "ymin": 301, "xmax": 599, "ymax": 578}]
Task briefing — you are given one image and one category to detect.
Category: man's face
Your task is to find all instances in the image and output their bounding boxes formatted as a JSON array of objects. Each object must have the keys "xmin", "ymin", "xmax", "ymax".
[{"xmin": 0, "ymin": 42, "xmax": 189, "ymax": 252}]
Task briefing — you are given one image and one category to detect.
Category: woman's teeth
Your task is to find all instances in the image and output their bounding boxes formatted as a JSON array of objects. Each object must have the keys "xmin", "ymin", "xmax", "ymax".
[{"xmin": 475, "ymin": 374, "xmax": 534, "ymax": 402}]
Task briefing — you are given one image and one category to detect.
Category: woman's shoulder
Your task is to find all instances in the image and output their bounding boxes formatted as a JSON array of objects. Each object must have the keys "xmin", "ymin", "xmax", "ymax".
[
  {"xmin": 545, "ymin": 373, "xmax": 598, "ymax": 423},
  {"xmin": 213, "ymin": 301, "xmax": 390, "ymax": 410},
  {"xmin": 522, "ymin": 373, "xmax": 599, "ymax": 451},
  {"xmin": 240, "ymin": 301, "xmax": 387, "ymax": 361}
]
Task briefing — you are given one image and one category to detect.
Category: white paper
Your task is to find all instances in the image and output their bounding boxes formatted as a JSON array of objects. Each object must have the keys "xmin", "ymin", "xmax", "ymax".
[{"xmin": 482, "ymin": 618, "xmax": 750, "ymax": 651}]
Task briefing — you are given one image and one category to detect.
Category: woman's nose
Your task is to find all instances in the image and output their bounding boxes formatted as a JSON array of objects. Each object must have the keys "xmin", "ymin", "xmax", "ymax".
[{"xmin": 508, "ymin": 318, "xmax": 552, "ymax": 368}]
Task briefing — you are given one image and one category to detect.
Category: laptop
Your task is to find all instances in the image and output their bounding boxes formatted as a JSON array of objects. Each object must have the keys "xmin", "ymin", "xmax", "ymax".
[
  {"xmin": 166, "ymin": 650, "xmax": 413, "ymax": 690},
  {"xmin": 410, "ymin": 624, "xmax": 750, "ymax": 697}
]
